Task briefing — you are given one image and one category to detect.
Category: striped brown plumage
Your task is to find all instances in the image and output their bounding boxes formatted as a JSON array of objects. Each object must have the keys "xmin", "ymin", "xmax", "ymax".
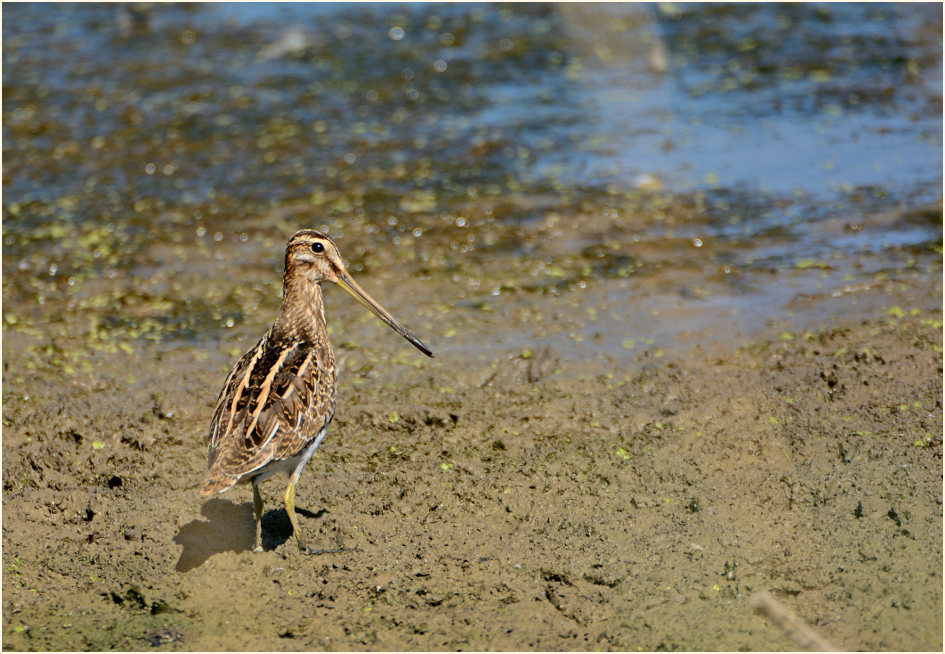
[{"xmin": 201, "ymin": 229, "xmax": 433, "ymax": 552}]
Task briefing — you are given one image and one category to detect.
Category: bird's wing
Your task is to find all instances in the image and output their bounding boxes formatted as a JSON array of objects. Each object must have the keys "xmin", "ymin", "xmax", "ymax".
[{"xmin": 204, "ymin": 331, "xmax": 335, "ymax": 489}]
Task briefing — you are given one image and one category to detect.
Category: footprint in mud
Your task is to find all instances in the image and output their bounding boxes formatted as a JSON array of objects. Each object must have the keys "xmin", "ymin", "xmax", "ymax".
[{"xmin": 173, "ymin": 498, "xmax": 320, "ymax": 571}]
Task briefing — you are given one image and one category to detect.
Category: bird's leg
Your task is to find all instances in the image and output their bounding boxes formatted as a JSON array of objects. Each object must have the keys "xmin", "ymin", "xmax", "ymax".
[
  {"xmin": 283, "ymin": 478, "xmax": 306, "ymax": 550},
  {"xmin": 252, "ymin": 481, "xmax": 264, "ymax": 553}
]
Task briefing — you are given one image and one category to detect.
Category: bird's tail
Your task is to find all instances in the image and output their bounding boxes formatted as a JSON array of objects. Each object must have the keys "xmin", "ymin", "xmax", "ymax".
[{"xmin": 200, "ymin": 471, "xmax": 239, "ymax": 497}]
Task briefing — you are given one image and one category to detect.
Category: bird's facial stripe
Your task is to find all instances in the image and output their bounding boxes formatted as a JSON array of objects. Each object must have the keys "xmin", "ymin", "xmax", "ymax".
[
  {"xmin": 293, "ymin": 252, "xmax": 318, "ymax": 264},
  {"xmin": 288, "ymin": 229, "xmax": 331, "ymax": 246}
]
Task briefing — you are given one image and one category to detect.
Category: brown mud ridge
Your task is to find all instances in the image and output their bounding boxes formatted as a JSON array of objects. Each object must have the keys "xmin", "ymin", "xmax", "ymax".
[{"xmin": 2, "ymin": 310, "xmax": 942, "ymax": 651}]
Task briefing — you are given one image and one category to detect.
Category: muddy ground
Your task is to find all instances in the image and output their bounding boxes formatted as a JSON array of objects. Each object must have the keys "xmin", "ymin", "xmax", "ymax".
[{"xmin": 2, "ymin": 293, "xmax": 941, "ymax": 651}]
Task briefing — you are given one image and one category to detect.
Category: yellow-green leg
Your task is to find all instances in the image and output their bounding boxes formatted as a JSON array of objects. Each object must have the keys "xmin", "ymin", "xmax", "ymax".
[
  {"xmin": 252, "ymin": 482, "xmax": 264, "ymax": 553},
  {"xmin": 283, "ymin": 480, "xmax": 306, "ymax": 550}
]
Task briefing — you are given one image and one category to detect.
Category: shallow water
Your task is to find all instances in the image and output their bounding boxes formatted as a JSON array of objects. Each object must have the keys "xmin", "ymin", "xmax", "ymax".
[{"xmin": 3, "ymin": 2, "xmax": 942, "ymax": 367}]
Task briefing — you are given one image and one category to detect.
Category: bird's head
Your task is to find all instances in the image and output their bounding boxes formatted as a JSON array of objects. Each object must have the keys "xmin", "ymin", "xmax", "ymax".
[{"xmin": 284, "ymin": 229, "xmax": 433, "ymax": 358}]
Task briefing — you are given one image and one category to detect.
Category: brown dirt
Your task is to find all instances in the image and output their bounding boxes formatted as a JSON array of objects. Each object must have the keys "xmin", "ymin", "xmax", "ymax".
[{"xmin": 2, "ymin": 301, "xmax": 941, "ymax": 651}]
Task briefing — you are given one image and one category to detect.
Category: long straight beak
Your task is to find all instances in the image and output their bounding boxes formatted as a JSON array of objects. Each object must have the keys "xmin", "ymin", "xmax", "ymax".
[{"xmin": 334, "ymin": 273, "xmax": 434, "ymax": 358}]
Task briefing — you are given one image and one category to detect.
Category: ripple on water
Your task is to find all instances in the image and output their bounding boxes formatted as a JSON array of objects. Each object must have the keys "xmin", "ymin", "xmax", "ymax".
[{"xmin": 2, "ymin": 2, "xmax": 941, "ymax": 366}]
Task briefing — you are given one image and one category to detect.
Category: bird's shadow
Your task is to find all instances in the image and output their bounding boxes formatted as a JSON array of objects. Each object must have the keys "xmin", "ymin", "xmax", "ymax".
[{"xmin": 173, "ymin": 498, "xmax": 325, "ymax": 572}]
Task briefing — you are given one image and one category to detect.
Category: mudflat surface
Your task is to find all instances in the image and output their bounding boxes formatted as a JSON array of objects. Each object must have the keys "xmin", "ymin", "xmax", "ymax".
[{"xmin": 3, "ymin": 299, "xmax": 942, "ymax": 651}]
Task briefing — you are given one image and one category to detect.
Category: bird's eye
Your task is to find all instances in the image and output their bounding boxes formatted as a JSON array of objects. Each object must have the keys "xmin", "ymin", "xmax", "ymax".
[{"xmin": 311, "ymin": 242, "xmax": 324, "ymax": 254}]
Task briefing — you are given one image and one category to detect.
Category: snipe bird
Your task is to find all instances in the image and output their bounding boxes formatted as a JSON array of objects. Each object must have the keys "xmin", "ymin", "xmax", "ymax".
[{"xmin": 201, "ymin": 229, "xmax": 433, "ymax": 552}]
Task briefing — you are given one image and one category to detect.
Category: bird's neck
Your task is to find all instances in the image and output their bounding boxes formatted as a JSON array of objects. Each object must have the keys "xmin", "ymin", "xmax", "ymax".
[{"xmin": 273, "ymin": 278, "xmax": 327, "ymax": 344}]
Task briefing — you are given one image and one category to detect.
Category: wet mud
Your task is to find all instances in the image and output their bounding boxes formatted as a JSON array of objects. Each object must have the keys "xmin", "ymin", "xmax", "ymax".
[{"xmin": 3, "ymin": 296, "xmax": 942, "ymax": 651}]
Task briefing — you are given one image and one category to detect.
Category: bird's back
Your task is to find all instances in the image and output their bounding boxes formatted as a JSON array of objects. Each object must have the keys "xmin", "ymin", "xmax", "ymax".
[{"xmin": 202, "ymin": 328, "xmax": 336, "ymax": 495}]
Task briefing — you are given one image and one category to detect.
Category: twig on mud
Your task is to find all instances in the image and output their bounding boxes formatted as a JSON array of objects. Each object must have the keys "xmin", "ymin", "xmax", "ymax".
[
  {"xmin": 302, "ymin": 546, "xmax": 360, "ymax": 555},
  {"xmin": 751, "ymin": 590, "xmax": 839, "ymax": 652}
]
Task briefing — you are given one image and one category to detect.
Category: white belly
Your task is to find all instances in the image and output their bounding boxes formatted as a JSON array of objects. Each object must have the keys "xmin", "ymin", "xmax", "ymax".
[{"xmin": 253, "ymin": 426, "xmax": 328, "ymax": 485}]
